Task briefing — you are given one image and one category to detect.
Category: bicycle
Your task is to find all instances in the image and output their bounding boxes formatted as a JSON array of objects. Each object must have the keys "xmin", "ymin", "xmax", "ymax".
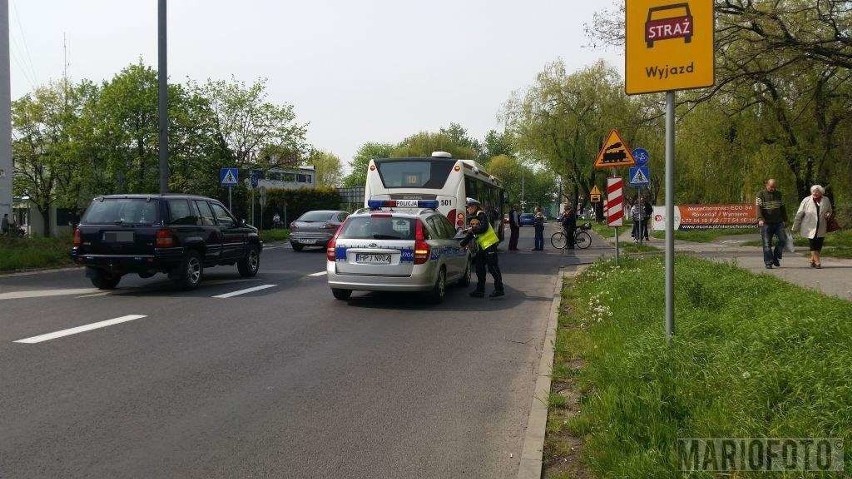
[{"xmin": 551, "ymin": 223, "xmax": 592, "ymax": 250}]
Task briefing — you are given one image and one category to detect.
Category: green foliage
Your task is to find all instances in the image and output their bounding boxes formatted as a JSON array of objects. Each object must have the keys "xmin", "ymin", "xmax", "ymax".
[
  {"xmin": 550, "ymin": 256, "xmax": 852, "ymax": 477},
  {"xmin": 263, "ymin": 187, "xmax": 342, "ymax": 227},
  {"xmin": 308, "ymin": 150, "xmax": 343, "ymax": 187},
  {"xmin": 0, "ymin": 235, "xmax": 74, "ymax": 272},
  {"xmin": 391, "ymin": 131, "xmax": 478, "ymax": 160},
  {"xmin": 260, "ymin": 229, "xmax": 290, "ymax": 242},
  {"xmin": 343, "ymin": 142, "xmax": 394, "ymax": 187}
]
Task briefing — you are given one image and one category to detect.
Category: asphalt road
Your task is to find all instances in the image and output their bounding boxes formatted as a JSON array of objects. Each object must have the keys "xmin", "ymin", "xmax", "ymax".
[{"xmin": 0, "ymin": 225, "xmax": 604, "ymax": 478}]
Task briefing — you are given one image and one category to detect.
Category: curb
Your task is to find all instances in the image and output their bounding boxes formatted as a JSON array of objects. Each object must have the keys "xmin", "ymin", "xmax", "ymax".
[{"xmin": 516, "ymin": 266, "xmax": 567, "ymax": 479}]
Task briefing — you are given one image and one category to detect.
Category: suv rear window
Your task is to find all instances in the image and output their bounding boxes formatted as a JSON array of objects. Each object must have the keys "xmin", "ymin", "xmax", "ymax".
[
  {"xmin": 338, "ymin": 216, "xmax": 416, "ymax": 240},
  {"xmin": 82, "ymin": 198, "xmax": 160, "ymax": 225}
]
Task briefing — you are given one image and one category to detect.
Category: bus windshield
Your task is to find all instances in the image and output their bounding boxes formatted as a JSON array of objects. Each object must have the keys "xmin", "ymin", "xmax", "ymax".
[{"xmin": 374, "ymin": 159, "xmax": 455, "ymax": 189}]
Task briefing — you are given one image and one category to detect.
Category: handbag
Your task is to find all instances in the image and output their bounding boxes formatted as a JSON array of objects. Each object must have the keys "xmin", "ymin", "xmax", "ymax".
[
  {"xmin": 826, "ymin": 214, "xmax": 841, "ymax": 233},
  {"xmin": 784, "ymin": 229, "xmax": 795, "ymax": 253}
]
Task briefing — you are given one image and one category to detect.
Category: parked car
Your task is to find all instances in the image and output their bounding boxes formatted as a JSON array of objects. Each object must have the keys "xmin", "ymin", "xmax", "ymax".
[
  {"xmin": 71, "ymin": 194, "xmax": 262, "ymax": 290},
  {"xmin": 289, "ymin": 210, "xmax": 349, "ymax": 251},
  {"xmin": 518, "ymin": 213, "xmax": 535, "ymax": 226},
  {"xmin": 326, "ymin": 202, "xmax": 470, "ymax": 303}
]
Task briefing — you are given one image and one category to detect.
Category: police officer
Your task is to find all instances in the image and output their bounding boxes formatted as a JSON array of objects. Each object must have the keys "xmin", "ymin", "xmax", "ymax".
[{"xmin": 460, "ymin": 197, "xmax": 505, "ymax": 298}]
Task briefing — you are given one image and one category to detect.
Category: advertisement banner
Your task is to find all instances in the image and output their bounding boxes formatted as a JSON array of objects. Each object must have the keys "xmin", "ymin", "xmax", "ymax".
[{"xmin": 652, "ymin": 204, "xmax": 757, "ymax": 231}]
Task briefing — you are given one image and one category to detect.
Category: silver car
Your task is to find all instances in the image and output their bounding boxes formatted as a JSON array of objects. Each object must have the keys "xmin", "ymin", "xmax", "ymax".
[
  {"xmin": 326, "ymin": 207, "xmax": 470, "ymax": 303},
  {"xmin": 289, "ymin": 210, "xmax": 349, "ymax": 251}
]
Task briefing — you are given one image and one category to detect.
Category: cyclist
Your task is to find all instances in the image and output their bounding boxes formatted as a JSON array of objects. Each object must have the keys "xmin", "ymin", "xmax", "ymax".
[{"xmin": 558, "ymin": 205, "xmax": 577, "ymax": 249}]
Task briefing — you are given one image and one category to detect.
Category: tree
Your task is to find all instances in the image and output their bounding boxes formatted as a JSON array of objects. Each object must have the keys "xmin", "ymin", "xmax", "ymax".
[
  {"xmin": 392, "ymin": 131, "xmax": 478, "ymax": 159},
  {"xmin": 195, "ymin": 77, "xmax": 309, "ymax": 170},
  {"xmin": 309, "ymin": 149, "xmax": 343, "ymax": 187},
  {"xmin": 503, "ymin": 60, "xmax": 641, "ymax": 209},
  {"xmin": 343, "ymin": 142, "xmax": 394, "ymax": 187},
  {"xmin": 12, "ymin": 80, "xmax": 94, "ymax": 236},
  {"xmin": 480, "ymin": 129, "xmax": 515, "ymax": 164}
]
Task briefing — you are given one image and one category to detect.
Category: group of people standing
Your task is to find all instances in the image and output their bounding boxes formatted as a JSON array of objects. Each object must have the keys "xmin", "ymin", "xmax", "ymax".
[
  {"xmin": 630, "ymin": 197, "xmax": 653, "ymax": 242},
  {"xmin": 506, "ymin": 203, "xmax": 578, "ymax": 252}
]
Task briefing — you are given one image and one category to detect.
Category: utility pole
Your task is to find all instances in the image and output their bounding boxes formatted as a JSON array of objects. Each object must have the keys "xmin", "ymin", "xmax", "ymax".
[
  {"xmin": 0, "ymin": 0, "xmax": 12, "ymax": 220},
  {"xmin": 157, "ymin": 0, "xmax": 169, "ymax": 193}
]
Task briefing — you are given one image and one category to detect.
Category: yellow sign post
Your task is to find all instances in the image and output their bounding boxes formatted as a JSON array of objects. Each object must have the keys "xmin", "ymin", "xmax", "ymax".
[{"xmin": 625, "ymin": 0, "xmax": 714, "ymax": 95}]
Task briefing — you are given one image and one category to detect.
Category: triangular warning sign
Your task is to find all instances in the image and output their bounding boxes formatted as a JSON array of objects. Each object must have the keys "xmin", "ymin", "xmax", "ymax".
[
  {"xmin": 590, "ymin": 185, "xmax": 601, "ymax": 196},
  {"xmin": 594, "ymin": 129, "xmax": 635, "ymax": 169},
  {"xmin": 630, "ymin": 168, "xmax": 649, "ymax": 184},
  {"xmin": 223, "ymin": 170, "xmax": 237, "ymax": 184}
]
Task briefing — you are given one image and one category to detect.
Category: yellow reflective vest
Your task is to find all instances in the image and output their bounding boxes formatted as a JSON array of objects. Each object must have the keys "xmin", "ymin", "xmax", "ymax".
[{"xmin": 476, "ymin": 222, "xmax": 500, "ymax": 250}]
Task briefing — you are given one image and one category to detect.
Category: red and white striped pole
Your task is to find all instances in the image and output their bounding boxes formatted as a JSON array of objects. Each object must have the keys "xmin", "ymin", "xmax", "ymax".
[{"xmin": 607, "ymin": 177, "xmax": 624, "ymax": 264}]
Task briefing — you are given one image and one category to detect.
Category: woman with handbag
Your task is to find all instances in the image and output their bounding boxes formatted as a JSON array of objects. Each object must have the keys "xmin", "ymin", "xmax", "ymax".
[{"xmin": 792, "ymin": 185, "xmax": 833, "ymax": 269}]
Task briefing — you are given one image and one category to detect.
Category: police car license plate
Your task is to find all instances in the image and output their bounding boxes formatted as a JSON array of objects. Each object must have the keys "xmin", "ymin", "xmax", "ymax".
[{"xmin": 356, "ymin": 253, "xmax": 391, "ymax": 264}]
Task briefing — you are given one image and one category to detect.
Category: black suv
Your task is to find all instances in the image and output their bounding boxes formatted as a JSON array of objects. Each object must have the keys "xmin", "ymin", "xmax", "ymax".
[{"xmin": 71, "ymin": 194, "xmax": 263, "ymax": 290}]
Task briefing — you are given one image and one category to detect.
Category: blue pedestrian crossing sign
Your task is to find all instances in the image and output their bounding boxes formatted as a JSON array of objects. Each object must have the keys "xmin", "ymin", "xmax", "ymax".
[
  {"xmin": 629, "ymin": 166, "xmax": 650, "ymax": 186},
  {"xmin": 220, "ymin": 167, "xmax": 239, "ymax": 186},
  {"xmin": 632, "ymin": 148, "xmax": 650, "ymax": 166},
  {"xmin": 250, "ymin": 171, "xmax": 260, "ymax": 189}
]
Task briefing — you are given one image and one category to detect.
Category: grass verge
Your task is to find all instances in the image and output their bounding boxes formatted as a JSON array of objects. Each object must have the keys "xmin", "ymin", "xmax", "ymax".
[
  {"xmin": 591, "ymin": 221, "xmax": 631, "ymax": 239},
  {"xmin": 0, "ymin": 235, "xmax": 74, "ymax": 272},
  {"xmin": 260, "ymin": 228, "xmax": 290, "ymax": 242},
  {"xmin": 544, "ymin": 255, "xmax": 852, "ymax": 478}
]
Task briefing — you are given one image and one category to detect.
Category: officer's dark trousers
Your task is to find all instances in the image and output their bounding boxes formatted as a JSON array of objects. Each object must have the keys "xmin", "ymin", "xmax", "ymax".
[{"xmin": 473, "ymin": 245, "xmax": 504, "ymax": 293}]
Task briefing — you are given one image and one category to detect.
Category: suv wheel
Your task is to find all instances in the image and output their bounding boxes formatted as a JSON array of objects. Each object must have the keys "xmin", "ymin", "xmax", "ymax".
[
  {"xmin": 91, "ymin": 270, "xmax": 121, "ymax": 290},
  {"xmin": 331, "ymin": 288, "xmax": 352, "ymax": 300},
  {"xmin": 427, "ymin": 267, "xmax": 446, "ymax": 304},
  {"xmin": 237, "ymin": 245, "xmax": 260, "ymax": 277},
  {"xmin": 175, "ymin": 251, "xmax": 203, "ymax": 290}
]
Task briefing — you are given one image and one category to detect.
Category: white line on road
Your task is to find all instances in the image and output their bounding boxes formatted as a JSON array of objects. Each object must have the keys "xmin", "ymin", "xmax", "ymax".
[
  {"xmin": 76, "ymin": 292, "xmax": 111, "ymax": 299},
  {"xmin": 212, "ymin": 284, "xmax": 276, "ymax": 298},
  {"xmin": 309, "ymin": 271, "xmax": 326, "ymax": 277},
  {"xmin": 0, "ymin": 288, "xmax": 98, "ymax": 301},
  {"xmin": 14, "ymin": 315, "xmax": 147, "ymax": 344}
]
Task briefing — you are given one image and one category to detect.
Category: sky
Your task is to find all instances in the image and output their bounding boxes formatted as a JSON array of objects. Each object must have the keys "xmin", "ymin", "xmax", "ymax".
[{"xmin": 9, "ymin": 0, "xmax": 623, "ymax": 169}]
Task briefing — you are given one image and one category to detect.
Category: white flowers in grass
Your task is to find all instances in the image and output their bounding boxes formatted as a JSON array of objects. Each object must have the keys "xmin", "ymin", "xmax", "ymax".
[
  {"xmin": 584, "ymin": 292, "xmax": 613, "ymax": 325},
  {"xmin": 742, "ymin": 371, "xmax": 751, "ymax": 379}
]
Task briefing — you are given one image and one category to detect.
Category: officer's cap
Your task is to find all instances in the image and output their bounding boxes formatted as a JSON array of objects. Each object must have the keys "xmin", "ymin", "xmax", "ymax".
[{"xmin": 465, "ymin": 197, "xmax": 480, "ymax": 207}]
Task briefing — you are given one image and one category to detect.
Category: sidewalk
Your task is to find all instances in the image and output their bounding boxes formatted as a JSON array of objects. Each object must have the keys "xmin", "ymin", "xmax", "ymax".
[{"xmin": 607, "ymin": 229, "xmax": 852, "ymax": 301}]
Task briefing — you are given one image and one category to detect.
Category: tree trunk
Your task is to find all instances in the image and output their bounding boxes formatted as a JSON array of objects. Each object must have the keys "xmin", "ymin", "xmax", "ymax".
[{"xmin": 39, "ymin": 203, "xmax": 51, "ymax": 238}]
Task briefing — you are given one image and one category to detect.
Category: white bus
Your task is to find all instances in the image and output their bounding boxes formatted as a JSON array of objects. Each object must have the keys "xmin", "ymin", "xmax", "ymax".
[{"xmin": 364, "ymin": 151, "xmax": 505, "ymax": 240}]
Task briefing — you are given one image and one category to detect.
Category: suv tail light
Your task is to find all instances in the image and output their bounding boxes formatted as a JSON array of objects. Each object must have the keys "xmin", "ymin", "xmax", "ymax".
[
  {"xmin": 73, "ymin": 228, "xmax": 82, "ymax": 247},
  {"xmin": 326, "ymin": 224, "xmax": 344, "ymax": 261},
  {"xmin": 414, "ymin": 219, "xmax": 430, "ymax": 265},
  {"xmin": 155, "ymin": 228, "xmax": 176, "ymax": 248}
]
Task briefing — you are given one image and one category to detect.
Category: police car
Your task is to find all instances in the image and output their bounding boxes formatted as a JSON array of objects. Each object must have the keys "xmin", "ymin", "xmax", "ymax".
[{"xmin": 326, "ymin": 200, "xmax": 471, "ymax": 303}]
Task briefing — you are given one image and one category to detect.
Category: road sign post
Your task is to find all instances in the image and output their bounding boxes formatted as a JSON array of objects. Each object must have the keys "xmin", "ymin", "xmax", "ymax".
[
  {"xmin": 220, "ymin": 167, "xmax": 239, "ymax": 212},
  {"xmin": 626, "ymin": 0, "xmax": 714, "ymax": 341},
  {"xmin": 607, "ymin": 177, "xmax": 624, "ymax": 265}
]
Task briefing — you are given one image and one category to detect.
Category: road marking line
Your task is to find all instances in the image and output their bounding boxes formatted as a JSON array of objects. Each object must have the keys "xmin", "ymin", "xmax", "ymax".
[
  {"xmin": 14, "ymin": 315, "xmax": 147, "ymax": 344},
  {"xmin": 0, "ymin": 288, "xmax": 98, "ymax": 301},
  {"xmin": 213, "ymin": 284, "xmax": 276, "ymax": 298},
  {"xmin": 76, "ymin": 292, "xmax": 111, "ymax": 298},
  {"xmin": 309, "ymin": 271, "xmax": 326, "ymax": 277}
]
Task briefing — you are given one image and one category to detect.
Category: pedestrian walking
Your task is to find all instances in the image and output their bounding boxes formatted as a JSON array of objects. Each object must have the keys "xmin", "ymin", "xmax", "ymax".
[
  {"xmin": 272, "ymin": 212, "xmax": 282, "ymax": 228},
  {"xmin": 641, "ymin": 197, "xmax": 652, "ymax": 240},
  {"xmin": 460, "ymin": 198, "xmax": 505, "ymax": 298},
  {"xmin": 532, "ymin": 206, "xmax": 545, "ymax": 251},
  {"xmin": 756, "ymin": 178, "xmax": 788, "ymax": 269},
  {"xmin": 508, "ymin": 204, "xmax": 520, "ymax": 251},
  {"xmin": 792, "ymin": 185, "xmax": 833, "ymax": 269},
  {"xmin": 630, "ymin": 200, "xmax": 641, "ymax": 242}
]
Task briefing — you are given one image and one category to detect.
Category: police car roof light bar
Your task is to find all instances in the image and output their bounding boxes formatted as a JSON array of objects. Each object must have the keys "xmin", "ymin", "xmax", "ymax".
[{"xmin": 367, "ymin": 199, "xmax": 439, "ymax": 210}]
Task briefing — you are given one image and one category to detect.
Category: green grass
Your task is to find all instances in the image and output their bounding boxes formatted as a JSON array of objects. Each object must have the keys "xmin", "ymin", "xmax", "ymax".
[
  {"xmin": 0, "ymin": 235, "xmax": 75, "ymax": 272},
  {"xmin": 591, "ymin": 221, "xmax": 631, "ymax": 238},
  {"xmin": 260, "ymin": 228, "xmax": 290, "ymax": 242},
  {"xmin": 545, "ymin": 255, "xmax": 852, "ymax": 478},
  {"xmin": 651, "ymin": 228, "xmax": 758, "ymax": 243}
]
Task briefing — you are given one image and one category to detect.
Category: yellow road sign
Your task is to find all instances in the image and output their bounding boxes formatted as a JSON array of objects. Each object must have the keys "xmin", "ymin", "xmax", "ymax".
[
  {"xmin": 625, "ymin": 0, "xmax": 715, "ymax": 95},
  {"xmin": 594, "ymin": 130, "xmax": 635, "ymax": 169},
  {"xmin": 590, "ymin": 194, "xmax": 601, "ymax": 203},
  {"xmin": 590, "ymin": 185, "xmax": 601, "ymax": 196}
]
